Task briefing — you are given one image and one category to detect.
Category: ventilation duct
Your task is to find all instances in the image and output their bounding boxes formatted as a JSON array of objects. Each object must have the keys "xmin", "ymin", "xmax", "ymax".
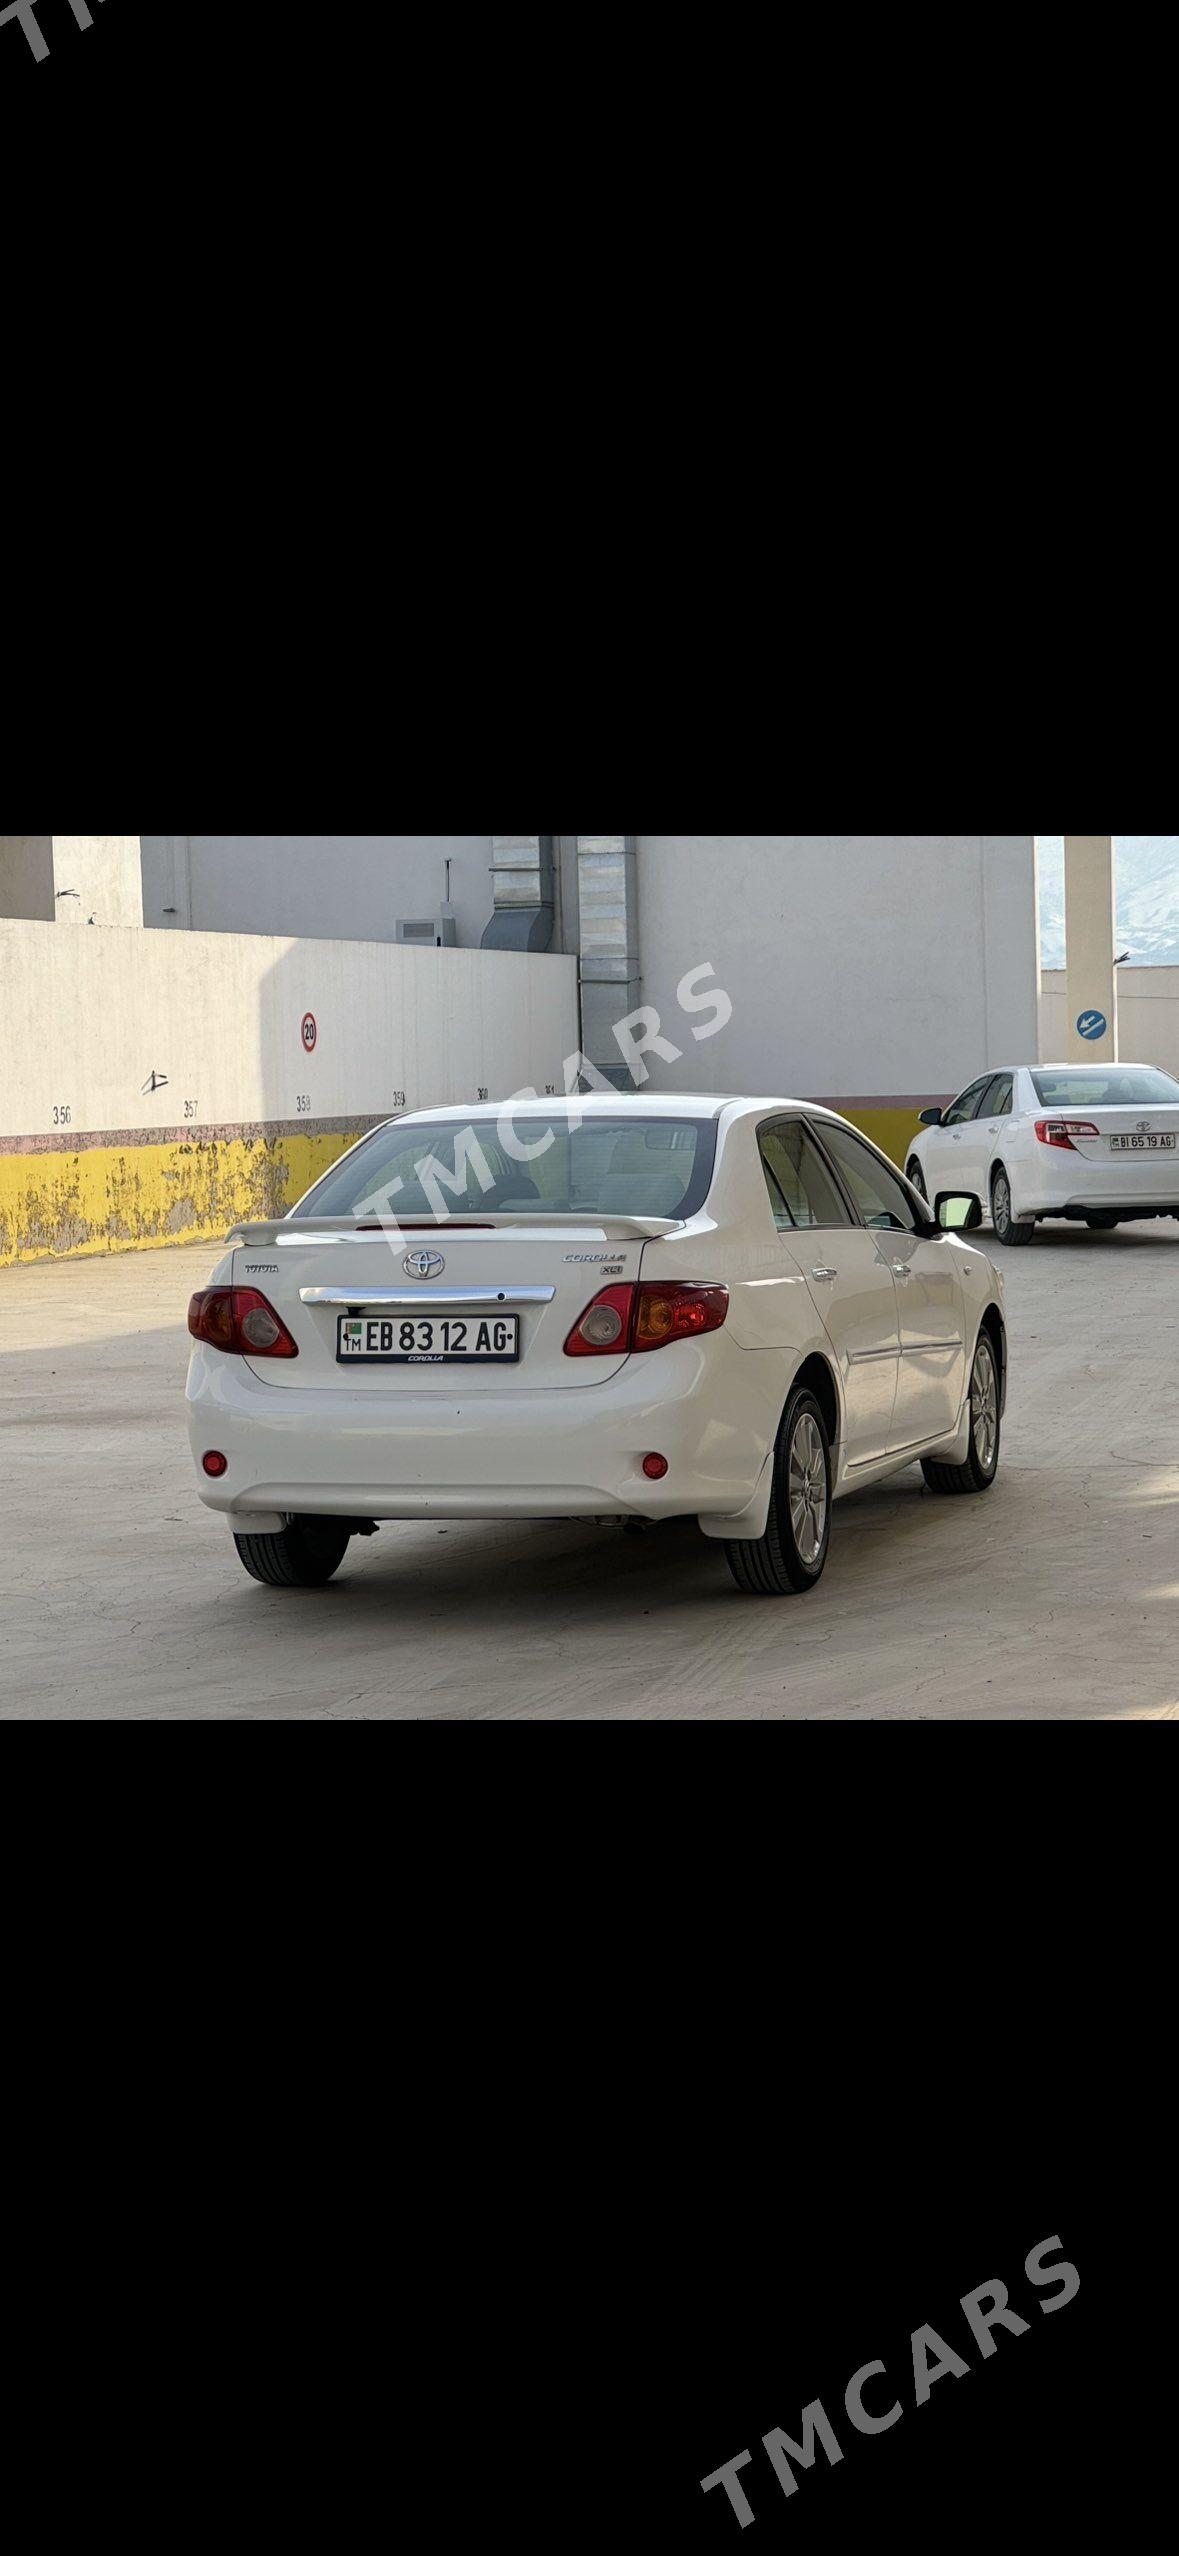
[
  {"xmin": 481, "ymin": 836, "xmax": 556, "ymax": 952},
  {"xmin": 576, "ymin": 835, "xmax": 641, "ymax": 1090}
]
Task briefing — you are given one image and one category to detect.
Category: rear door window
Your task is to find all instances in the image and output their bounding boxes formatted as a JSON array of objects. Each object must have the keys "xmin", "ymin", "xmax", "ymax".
[
  {"xmin": 979, "ymin": 1073, "xmax": 1014, "ymax": 1118},
  {"xmin": 759, "ymin": 1122, "xmax": 851, "ymax": 1230},
  {"xmin": 814, "ymin": 1122, "xmax": 921, "ymax": 1233}
]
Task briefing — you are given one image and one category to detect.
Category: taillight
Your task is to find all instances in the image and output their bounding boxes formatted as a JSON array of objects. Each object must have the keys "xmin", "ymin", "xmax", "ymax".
[
  {"xmin": 564, "ymin": 1282, "xmax": 729, "ymax": 1357},
  {"xmin": 633, "ymin": 1284, "xmax": 729, "ymax": 1350},
  {"xmin": 187, "ymin": 1288, "xmax": 299, "ymax": 1357},
  {"xmin": 1034, "ymin": 1119, "xmax": 1100, "ymax": 1150},
  {"xmin": 564, "ymin": 1284, "xmax": 637, "ymax": 1357}
]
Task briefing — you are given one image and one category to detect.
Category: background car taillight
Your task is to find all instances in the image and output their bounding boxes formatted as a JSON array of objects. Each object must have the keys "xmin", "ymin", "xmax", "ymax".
[
  {"xmin": 187, "ymin": 1288, "xmax": 299, "ymax": 1357},
  {"xmin": 1034, "ymin": 1118, "xmax": 1101, "ymax": 1150},
  {"xmin": 564, "ymin": 1281, "xmax": 729, "ymax": 1357}
]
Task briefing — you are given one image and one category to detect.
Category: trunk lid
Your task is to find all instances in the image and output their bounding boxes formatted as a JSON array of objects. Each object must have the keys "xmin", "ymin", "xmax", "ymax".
[
  {"xmin": 228, "ymin": 1215, "xmax": 681, "ymax": 1391},
  {"xmin": 1055, "ymin": 1105, "xmax": 1179, "ymax": 1162}
]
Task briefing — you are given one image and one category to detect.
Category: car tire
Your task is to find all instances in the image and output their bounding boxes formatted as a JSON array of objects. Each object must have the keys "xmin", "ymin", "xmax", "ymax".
[
  {"xmin": 907, "ymin": 1159, "xmax": 928, "ymax": 1202},
  {"xmin": 1085, "ymin": 1213, "xmax": 1120, "ymax": 1230},
  {"xmin": 991, "ymin": 1166, "xmax": 1035, "ymax": 1248},
  {"xmin": 234, "ymin": 1517, "xmax": 354, "ymax": 1587},
  {"xmin": 725, "ymin": 1386, "xmax": 832, "ymax": 1597},
  {"xmin": 921, "ymin": 1331, "xmax": 1001, "ymax": 1496}
]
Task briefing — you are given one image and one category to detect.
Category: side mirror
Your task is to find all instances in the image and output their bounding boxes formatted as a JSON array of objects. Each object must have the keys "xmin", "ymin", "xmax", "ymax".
[
  {"xmin": 936, "ymin": 1193, "xmax": 983, "ymax": 1231},
  {"xmin": 918, "ymin": 1106, "xmax": 945, "ymax": 1128}
]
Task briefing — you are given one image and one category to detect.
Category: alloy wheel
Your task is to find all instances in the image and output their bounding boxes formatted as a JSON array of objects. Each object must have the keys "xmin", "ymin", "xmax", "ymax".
[
  {"xmin": 788, "ymin": 1412, "xmax": 828, "ymax": 1564},
  {"xmin": 971, "ymin": 1338, "xmax": 999, "ymax": 1473}
]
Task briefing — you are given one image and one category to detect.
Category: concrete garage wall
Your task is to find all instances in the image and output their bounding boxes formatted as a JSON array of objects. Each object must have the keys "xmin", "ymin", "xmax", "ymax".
[
  {"xmin": 633, "ymin": 836, "xmax": 1040, "ymax": 1166},
  {"xmin": 0, "ymin": 923, "xmax": 578, "ymax": 1264},
  {"xmin": 141, "ymin": 836, "xmax": 497, "ymax": 951},
  {"xmin": 49, "ymin": 836, "xmax": 144, "ymax": 928},
  {"xmin": 1, "ymin": 835, "xmax": 144, "ymax": 929},
  {"xmin": 1040, "ymin": 968, "xmax": 1179, "ymax": 1076}
]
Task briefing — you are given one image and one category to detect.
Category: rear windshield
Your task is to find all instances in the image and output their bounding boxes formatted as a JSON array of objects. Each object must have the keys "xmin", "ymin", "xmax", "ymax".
[
  {"xmin": 1031, "ymin": 1067, "xmax": 1179, "ymax": 1108},
  {"xmin": 296, "ymin": 1115, "xmax": 718, "ymax": 1223}
]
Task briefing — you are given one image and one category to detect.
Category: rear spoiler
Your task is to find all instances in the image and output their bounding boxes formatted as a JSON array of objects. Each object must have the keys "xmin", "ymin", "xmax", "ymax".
[{"xmin": 226, "ymin": 1213, "xmax": 686, "ymax": 1246}]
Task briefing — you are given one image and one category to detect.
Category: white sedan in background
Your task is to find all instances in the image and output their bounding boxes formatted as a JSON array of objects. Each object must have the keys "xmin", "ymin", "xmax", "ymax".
[
  {"xmin": 905, "ymin": 1062, "xmax": 1179, "ymax": 1246},
  {"xmin": 186, "ymin": 1095, "xmax": 1007, "ymax": 1599}
]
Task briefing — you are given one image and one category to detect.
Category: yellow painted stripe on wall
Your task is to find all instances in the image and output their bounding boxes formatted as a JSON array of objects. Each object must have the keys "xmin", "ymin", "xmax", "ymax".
[
  {"xmin": 838, "ymin": 1107, "xmax": 924, "ymax": 1170},
  {"xmin": 0, "ymin": 1107, "xmax": 925, "ymax": 1267},
  {"xmin": 0, "ymin": 1128, "xmax": 369, "ymax": 1266}
]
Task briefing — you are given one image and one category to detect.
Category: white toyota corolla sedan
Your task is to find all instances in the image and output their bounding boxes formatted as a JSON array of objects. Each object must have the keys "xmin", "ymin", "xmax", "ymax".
[
  {"xmin": 185, "ymin": 1096, "xmax": 1007, "ymax": 1598},
  {"xmin": 904, "ymin": 1061, "xmax": 1179, "ymax": 1246}
]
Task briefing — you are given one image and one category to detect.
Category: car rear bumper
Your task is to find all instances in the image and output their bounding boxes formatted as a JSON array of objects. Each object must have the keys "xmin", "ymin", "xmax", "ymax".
[
  {"xmin": 1022, "ymin": 1192, "xmax": 1179, "ymax": 1216},
  {"xmin": 1017, "ymin": 1148, "xmax": 1179, "ymax": 1215},
  {"xmin": 186, "ymin": 1333, "xmax": 784, "ymax": 1525},
  {"xmin": 1026, "ymin": 1202, "xmax": 1179, "ymax": 1222}
]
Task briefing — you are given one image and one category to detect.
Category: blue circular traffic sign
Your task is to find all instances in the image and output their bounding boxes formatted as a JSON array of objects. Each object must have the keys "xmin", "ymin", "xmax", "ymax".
[{"xmin": 1077, "ymin": 1010, "xmax": 1108, "ymax": 1041}]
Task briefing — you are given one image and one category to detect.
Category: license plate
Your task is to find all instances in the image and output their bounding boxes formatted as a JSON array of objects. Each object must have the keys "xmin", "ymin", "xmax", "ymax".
[
  {"xmin": 1109, "ymin": 1133, "xmax": 1176, "ymax": 1152},
  {"xmin": 337, "ymin": 1313, "xmax": 520, "ymax": 1364}
]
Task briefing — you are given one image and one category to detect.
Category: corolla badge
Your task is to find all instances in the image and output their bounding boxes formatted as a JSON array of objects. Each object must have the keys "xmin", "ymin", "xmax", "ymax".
[{"xmin": 403, "ymin": 1249, "xmax": 445, "ymax": 1280}]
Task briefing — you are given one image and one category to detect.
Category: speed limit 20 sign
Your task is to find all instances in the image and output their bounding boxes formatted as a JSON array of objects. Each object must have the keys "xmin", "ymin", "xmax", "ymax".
[{"xmin": 301, "ymin": 1012, "xmax": 318, "ymax": 1054}]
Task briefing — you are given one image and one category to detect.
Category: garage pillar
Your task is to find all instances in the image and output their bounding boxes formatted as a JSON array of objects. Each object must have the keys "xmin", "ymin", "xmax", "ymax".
[{"xmin": 1063, "ymin": 836, "xmax": 1118, "ymax": 1061}]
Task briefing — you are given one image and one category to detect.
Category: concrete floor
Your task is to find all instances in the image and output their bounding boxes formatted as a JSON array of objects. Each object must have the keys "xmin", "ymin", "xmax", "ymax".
[{"xmin": 2, "ymin": 1225, "xmax": 1177, "ymax": 1718}]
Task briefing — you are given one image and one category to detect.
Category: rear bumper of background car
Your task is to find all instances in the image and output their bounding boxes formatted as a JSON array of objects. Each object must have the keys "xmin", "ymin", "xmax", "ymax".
[
  {"xmin": 1021, "ymin": 1185, "xmax": 1179, "ymax": 1216},
  {"xmin": 1015, "ymin": 1144, "xmax": 1179, "ymax": 1217},
  {"xmin": 186, "ymin": 1331, "xmax": 786, "ymax": 1527},
  {"xmin": 1025, "ymin": 1201, "xmax": 1179, "ymax": 1220}
]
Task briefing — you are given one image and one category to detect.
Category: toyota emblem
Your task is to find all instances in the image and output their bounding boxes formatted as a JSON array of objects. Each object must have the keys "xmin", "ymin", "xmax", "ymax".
[
  {"xmin": 403, "ymin": 1249, "xmax": 445, "ymax": 1280},
  {"xmin": 1136, "ymin": 1121, "xmax": 1151, "ymax": 1134}
]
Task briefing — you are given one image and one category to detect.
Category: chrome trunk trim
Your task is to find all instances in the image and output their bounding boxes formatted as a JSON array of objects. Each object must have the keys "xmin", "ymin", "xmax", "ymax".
[{"xmin": 299, "ymin": 1286, "xmax": 557, "ymax": 1310}]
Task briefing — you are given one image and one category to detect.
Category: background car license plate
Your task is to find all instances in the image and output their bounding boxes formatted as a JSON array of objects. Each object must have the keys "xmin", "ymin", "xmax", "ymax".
[
  {"xmin": 1109, "ymin": 1133, "xmax": 1175, "ymax": 1151},
  {"xmin": 337, "ymin": 1313, "xmax": 520, "ymax": 1364}
]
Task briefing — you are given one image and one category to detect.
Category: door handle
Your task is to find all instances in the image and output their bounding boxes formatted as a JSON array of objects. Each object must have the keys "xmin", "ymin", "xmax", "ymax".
[{"xmin": 810, "ymin": 1266, "xmax": 838, "ymax": 1283}]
